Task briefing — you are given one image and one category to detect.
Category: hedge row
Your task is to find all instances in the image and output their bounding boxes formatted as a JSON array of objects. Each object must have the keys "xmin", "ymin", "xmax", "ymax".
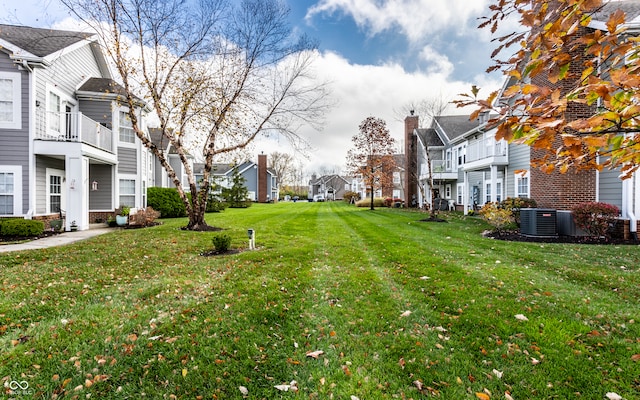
[{"xmin": 0, "ymin": 218, "xmax": 45, "ymax": 237}]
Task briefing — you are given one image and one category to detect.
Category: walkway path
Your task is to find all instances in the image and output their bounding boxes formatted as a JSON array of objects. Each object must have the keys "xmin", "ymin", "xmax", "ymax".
[{"xmin": 0, "ymin": 226, "xmax": 112, "ymax": 253}]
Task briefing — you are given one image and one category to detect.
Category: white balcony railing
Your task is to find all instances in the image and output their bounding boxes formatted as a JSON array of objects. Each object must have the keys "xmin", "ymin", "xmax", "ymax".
[
  {"xmin": 466, "ymin": 137, "xmax": 507, "ymax": 163},
  {"xmin": 35, "ymin": 110, "xmax": 113, "ymax": 153}
]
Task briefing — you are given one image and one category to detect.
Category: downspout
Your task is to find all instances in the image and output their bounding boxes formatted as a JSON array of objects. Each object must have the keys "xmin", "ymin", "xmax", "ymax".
[
  {"xmin": 623, "ymin": 170, "xmax": 638, "ymax": 239},
  {"xmin": 23, "ymin": 59, "xmax": 36, "ymax": 219}
]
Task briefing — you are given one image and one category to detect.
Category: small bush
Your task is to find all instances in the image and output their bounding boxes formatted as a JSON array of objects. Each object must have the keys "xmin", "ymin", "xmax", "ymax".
[
  {"xmin": 129, "ymin": 207, "xmax": 161, "ymax": 227},
  {"xmin": 571, "ymin": 202, "xmax": 619, "ymax": 238},
  {"xmin": 500, "ymin": 197, "xmax": 537, "ymax": 226},
  {"xmin": 383, "ymin": 197, "xmax": 403, "ymax": 207},
  {"xmin": 206, "ymin": 197, "xmax": 227, "ymax": 213},
  {"xmin": 1, "ymin": 219, "xmax": 45, "ymax": 237},
  {"xmin": 147, "ymin": 187, "xmax": 187, "ymax": 218},
  {"xmin": 479, "ymin": 202, "xmax": 515, "ymax": 233},
  {"xmin": 212, "ymin": 234, "xmax": 232, "ymax": 252},
  {"xmin": 343, "ymin": 191, "xmax": 360, "ymax": 204}
]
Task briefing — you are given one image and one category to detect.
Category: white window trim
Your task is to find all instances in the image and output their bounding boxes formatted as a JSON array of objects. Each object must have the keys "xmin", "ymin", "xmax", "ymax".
[
  {"xmin": 0, "ymin": 165, "xmax": 22, "ymax": 216},
  {"xmin": 485, "ymin": 178, "xmax": 504, "ymax": 203},
  {"xmin": 515, "ymin": 170, "xmax": 530, "ymax": 198},
  {"xmin": 116, "ymin": 106, "xmax": 137, "ymax": 146},
  {"xmin": 46, "ymin": 168, "xmax": 66, "ymax": 214},
  {"xmin": 45, "ymin": 84, "xmax": 76, "ymax": 137},
  {"xmin": 118, "ymin": 177, "xmax": 137, "ymax": 208},
  {"xmin": 0, "ymin": 71, "xmax": 22, "ymax": 130},
  {"xmin": 444, "ymin": 184, "xmax": 452, "ymax": 199},
  {"xmin": 456, "ymin": 183, "xmax": 464, "ymax": 204}
]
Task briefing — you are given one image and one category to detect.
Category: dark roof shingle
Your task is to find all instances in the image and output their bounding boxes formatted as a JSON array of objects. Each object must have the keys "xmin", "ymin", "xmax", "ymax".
[{"xmin": 0, "ymin": 24, "xmax": 93, "ymax": 57}]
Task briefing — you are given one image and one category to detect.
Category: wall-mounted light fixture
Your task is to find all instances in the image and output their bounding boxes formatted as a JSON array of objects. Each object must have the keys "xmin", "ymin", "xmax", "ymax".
[{"xmin": 91, "ymin": 180, "xmax": 98, "ymax": 191}]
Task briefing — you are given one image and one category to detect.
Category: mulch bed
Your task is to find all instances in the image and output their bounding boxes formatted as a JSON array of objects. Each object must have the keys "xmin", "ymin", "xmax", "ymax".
[
  {"xmin": 0, "ymin": 230, "xmax": 61, "ymax": 244},
  {"xmin": 200, "ymin": 249, "xmax": 242, "ymax": 257},
  {"xmin": 484, "ymin": 230, "xmax": 639, "ymax": 245}
]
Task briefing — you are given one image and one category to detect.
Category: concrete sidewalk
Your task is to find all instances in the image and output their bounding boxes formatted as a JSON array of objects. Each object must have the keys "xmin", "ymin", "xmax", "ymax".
[{"xmin": 0, "ymin": 227, "xmax": 113, "ymax": 253}]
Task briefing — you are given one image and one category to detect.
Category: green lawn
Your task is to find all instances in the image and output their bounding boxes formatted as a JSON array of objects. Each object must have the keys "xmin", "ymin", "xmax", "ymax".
[{"xmin": 1, "ymin": 202, "xmax": 638, "ymax": 399}]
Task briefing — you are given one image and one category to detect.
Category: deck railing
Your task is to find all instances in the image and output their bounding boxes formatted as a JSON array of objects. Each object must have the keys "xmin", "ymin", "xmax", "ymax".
[{"xmin": 35, "ymin": 110, "xmax": 113, "ymax": 152}]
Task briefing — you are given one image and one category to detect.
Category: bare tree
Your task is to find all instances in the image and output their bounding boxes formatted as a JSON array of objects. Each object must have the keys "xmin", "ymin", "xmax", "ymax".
[
  {"xmin": 269, "ymin": 151, "xmax": 295, "ymax": 188},
  {"xmin": 346, "ymin": 117, "xmax": 396, "ymax": 210},
  {"xmin": 62, "ymin": 0, "xmax": 330, "ymax": 230}
]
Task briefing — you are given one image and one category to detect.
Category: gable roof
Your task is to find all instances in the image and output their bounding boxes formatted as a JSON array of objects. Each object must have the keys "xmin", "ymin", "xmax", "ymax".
[
  {"xmin": 432, "ymin": 115, "xmax": 479, "ymax": 142},
  {"xmin": 0, "ymin": 24, "xmax": 93, "ymax": 57},
  {"xmin": 592, "ymin": 0, "xmax": 640, "ymax": 23},
  {"xmin": 416, "ymin": 128, "xmax": 444, "ymax": 147}
]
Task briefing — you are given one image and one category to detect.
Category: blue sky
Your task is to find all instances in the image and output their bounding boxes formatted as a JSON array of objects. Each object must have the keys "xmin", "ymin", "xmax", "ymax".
[{"xmin": 1, "ymin": 0, "xmax": 505, "ymax": 174}]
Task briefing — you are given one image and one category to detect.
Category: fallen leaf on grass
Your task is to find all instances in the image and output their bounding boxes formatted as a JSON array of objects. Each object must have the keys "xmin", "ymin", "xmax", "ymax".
[
  {"xmin": 306, "ymin": 350, "xmax": 324, "ymax": 359},
  {"xmin": 605, "ymin": 393, "xmax": 623, "ymax": 400},
  {"xmin": 631, "ymin": 354, "xmax": 640, "ymax": 362},
  {"xmin": 239, "ymin": 386, "xmax": 248, "ymax": 396},
  {"xmin": 492, "ymin": 369, "xmax": 503, "ymax": 379},
  {"xmin": 475, "ymin": 392, "xmax": 490, "ymax": 400},
  {"xmin": 413, "ymin": 380, "xmax": 423, "ymax": 390},
  {"xmin": 400, "ymin": 310, "xmax": 412, "ymax": 317},
  {"xmin": 274, "ymin": 384, "xmax": 291, "ymax": 392},
  {"xmin": 505, "ymin": 392, "xmax": 514, "ymax": 400},
  {"xmin": 515, "ymin": 314, "xmax": 529, "ymax": 321}
]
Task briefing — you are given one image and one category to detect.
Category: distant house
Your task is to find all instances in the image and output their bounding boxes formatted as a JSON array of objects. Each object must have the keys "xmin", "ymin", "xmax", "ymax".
[
  {"xmin": 0, "ymin": 24, "xmax": 152, "ymax": 230},
  {"xmin": 195, "ymin": 154, "xmax": 278, "ymax": 202},
  {"xmin": 308, "ymin": 174, "xmax": 351, "ymax": 201},
  {"xmin": 148, "ymin": 127, "xmax": 194, "ymax": 189}
]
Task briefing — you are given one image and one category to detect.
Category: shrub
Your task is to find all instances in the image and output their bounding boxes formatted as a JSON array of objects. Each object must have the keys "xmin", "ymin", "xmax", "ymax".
[
  {"xmin": 355, "ymin": 197, "xmax": 386, "ymax": 208},
  {"xmin": 383, "ymin": 197, "xmax": 404, "ymax": 207},
  {"xmin": 343, "ymin": 191, "xmax": 360, "ymax": 204},
  {"xmin": 129, "ymin": 207, "xmax": 161, "ymax": 227},
  {"xmin": 1, "ymin": 219, "xmax": 45, "ymax": 237},
  {"xmin": 212, "ymin": 234, "xmax": 232, "ymax": 252},
  {"xmin": 479, "ymin": 202, "xmax": 515, "ymax": 233},
  {"xmin": 206, "ymin": 196, "xmax": 227, "ymax": 213},
  {"xmin": 571, "ymin": 202, "xmax": 619, "ymax": 238},
  {"xmin": 147, "ymin": 187, "xmax": 187, "ymax": 218},
  {"xmin": 500, "ymin": 197, "xmax": 537, "ymax": 226}
]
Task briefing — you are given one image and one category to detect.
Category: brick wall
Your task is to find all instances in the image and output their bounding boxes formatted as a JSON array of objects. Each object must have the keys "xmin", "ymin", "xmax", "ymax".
[
  {"xmin": 404, "ymin": 114, "xmax": 419, "ymax": 206},
  {"xmin": 528, "ymin": 22, "xmax": 598, "ymax": 210},
  {"xmin": 258, "ymin": 154, "xmax": 268, "ymax": 203}
]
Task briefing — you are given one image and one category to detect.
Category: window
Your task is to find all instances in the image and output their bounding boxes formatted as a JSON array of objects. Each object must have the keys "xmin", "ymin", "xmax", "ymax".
[
  {"xmin": 457, "ymin": 183, "xmax": 464, "ymax": 204},
  {"xmin": 393, "ymin": 171, "xmax": 400, "ymax": 184},
  {"xmin": 119, "ymin": 179, "xmax": 136, "ymax": 207},
  {"xmin": 46, "ymin": 168, "xmax": 65, "ymax": 214},
  {"xmin": 119, "ymin": 111, "xmax": 135, "ymax": 143},
  {"xmin": 445, "ymin": 150, "xmax": 452, "ymax": 170},
  {"xmin": 393, "ymin": 189, "xmax": 401, "ymax": 199},
  {"xmin": 0, "ymin": 166, "xmax": 21, "ymax": 215},
  {"xmin": 516, "ymin": 171, "xmax": 530, "ymax": 198},
  {"xmin": 0, "ymin": 172, "xmax": 14, "ymax": 214},
  {"xmin": 485, "ymin": 182, "xmax": 492, "ymax": 203},
  {"xmin": 48, "ymin": 91, "xmax": 61, "ymax": 134},
  {"xmin": 496, "ymin": 181, "xmax": 502, "ymax": 203},
  {"xmin": 445, "ymin": 184, "xmax": 451, "ymax": 199},
  {"xmin": 0, "ymin": 72, "xmax": 21, "ymax": 129}
]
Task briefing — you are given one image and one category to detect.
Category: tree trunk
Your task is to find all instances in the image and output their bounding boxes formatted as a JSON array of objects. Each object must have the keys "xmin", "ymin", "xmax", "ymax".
[
  {"xmin": 370, "ymin": 186, "xmax": 375, "ymax": 210},
  {"xmin": 185, "ymin": 190, "xmax": 211, "ymax": 231}
]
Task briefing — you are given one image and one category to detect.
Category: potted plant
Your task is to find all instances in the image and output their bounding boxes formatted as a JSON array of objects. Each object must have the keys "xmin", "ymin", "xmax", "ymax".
[{"xmin": 115, "ymin": 205, "xmax": 130, "ymax": 226}]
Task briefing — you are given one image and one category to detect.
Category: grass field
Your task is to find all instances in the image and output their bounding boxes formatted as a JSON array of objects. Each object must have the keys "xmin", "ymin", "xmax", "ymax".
[{"xmin": 1, "ymin": 201, "xmax": 638, "ymax": 399}]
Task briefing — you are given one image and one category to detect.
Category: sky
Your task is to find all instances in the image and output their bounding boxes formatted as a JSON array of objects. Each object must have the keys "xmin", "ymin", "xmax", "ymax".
[{"xmin": 1, "ymin": 0, "xmax": 506, "ymax": 177}]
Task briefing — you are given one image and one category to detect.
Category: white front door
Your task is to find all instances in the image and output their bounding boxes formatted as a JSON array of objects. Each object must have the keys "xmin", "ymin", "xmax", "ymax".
[{"xmin": 46, "ymin": 168, "xmax": 66, "ymax": 215}]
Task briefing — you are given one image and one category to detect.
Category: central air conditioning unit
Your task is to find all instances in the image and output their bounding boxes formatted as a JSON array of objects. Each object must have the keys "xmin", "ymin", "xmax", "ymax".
[
  {"xmin": 556, "ymin": 210, "xmax": 588, "ymax": 237},
  {"xmin": 520, "ymin": 208, "xmax": 557, "ymax": 237}
]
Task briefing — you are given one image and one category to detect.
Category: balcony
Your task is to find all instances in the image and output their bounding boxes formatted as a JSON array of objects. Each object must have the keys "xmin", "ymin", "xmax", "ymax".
[
  {"xmin": 464, "ymin": 137, "xmax": 508, "ymax": 170},
  {"xmin": 420, "ymin": 160, "xmax": 458, "ymax": 180},
  {"xmin": 35, "ymin": 110, "xmax": 113, "ymax": 153}
]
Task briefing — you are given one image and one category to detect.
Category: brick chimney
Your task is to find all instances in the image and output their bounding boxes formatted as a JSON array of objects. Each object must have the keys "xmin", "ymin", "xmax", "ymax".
[
  {"xmin": 258, "ymin": 153, "xmax": 268, "ymax": 203},
  {"xmin": 404, "ymin": 111, "xmax": 419, "ymax": 206}
]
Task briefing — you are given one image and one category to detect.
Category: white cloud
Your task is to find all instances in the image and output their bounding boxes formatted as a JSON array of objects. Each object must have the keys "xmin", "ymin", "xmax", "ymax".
[
  {"xmin": 306, "ymin": 0, "xmax": 491, "ymax": 42},
  {"xmin": 255, "ymin": 50, "xmax": 503, "ymax": 175},
  {"xmin": 418, "ymin": 46, "xmax": 454, "ymax": 76}
]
